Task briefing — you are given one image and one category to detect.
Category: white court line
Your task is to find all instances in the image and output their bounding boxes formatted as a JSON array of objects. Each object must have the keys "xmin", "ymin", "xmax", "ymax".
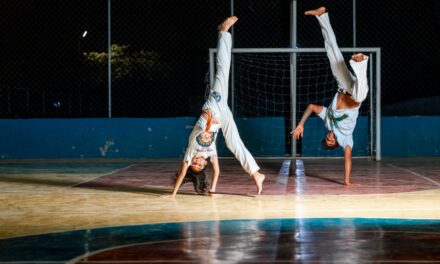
[
  {"xmin": 295, "ymin": 160, "xmax": 307, "ymax": 195},
  {"xmin": 276, "ymin": 160, "xmax": 291, "ymax": 185},
  {"xmin": 68, "ymin": 164, "xmax": 136, "ymax": 188},
  {"xmin": 67, "ymin": 236, "xmax": 247, "ymax": 264},
  {"xmin": 295, "ymin": 160, "xmax": 305, "ymax": 178},
  {"xmin": 387, "ymin": 163, "xmax": 440, "ymax": 187}
]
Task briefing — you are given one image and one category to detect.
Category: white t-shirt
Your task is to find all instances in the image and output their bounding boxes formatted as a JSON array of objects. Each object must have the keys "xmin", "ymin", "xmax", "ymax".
[
  {"xmin": 183, "ymin": 114, "xmax": 221, "ymax": 165},
  {"xmin": 317, "ymin": 93, "xmax": 360, "ymax": 149}
]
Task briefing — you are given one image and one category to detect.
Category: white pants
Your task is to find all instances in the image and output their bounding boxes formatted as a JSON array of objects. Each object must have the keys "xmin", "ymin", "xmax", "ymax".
[
  {"xmin": 316, "ymin": 13, "xmax": 369, "ymax": 103},
  {"xmin": 210, "ymin": 32, "xmax": 260, "ymax": 175}
]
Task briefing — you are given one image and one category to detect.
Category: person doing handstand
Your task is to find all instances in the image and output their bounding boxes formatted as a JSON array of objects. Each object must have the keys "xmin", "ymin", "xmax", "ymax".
[
  {"xmin": 291, "ymin": 7, "xmax": 369, "ymax": 186},
  {"xmin": 166, "ymin": 16, "xmax": 265, "ymax": 198}
]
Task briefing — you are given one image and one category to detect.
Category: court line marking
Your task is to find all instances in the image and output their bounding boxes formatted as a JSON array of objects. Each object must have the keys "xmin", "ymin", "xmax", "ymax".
[
  {"xmin": 63, "ymin": 233, "xmax": 440, "ymax": 264},
  {"xmin": 4, "ymin": 215, "xmax": 440, "ymax": 241},
  {"xmin": 276, "ymin": 160, "xmax": 291, "ymax": 185},
  {"xmin": 3, "ymin": 207, "xmax": 440, "ymax": 216},
  {"xmin": 295, "ymin": 160, "xmax": 305, "ymax": 178},
  {"xmin": 295, "ymin": 160, "xmax": 307, "ymax": 195},
  {"xmin": 387, "ymin": 163, "xmax": 440, "ymax": 187},
  {"xmin": 0, "ymin": 164, "xmax": 137, "ymax": 194},
  {"xmin": 68, "ymin": 164, "xmax": 136, "ymax": 188}
]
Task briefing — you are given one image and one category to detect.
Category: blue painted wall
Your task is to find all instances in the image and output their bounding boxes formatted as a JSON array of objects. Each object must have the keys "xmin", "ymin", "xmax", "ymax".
[
  {"xmin": 0, "ymin": 118, "xmax": 194, "ymax": 159},
  {"xmin": 0, "ymin": 117, "xmax": 439, "ymax": 159},
  {"xmin": 381, "ymin": 116, "xmax": 440, "ymax": 157},
  {"xmin": 0, "ymin": 117, "xmax": 285, "ymax": 159}
]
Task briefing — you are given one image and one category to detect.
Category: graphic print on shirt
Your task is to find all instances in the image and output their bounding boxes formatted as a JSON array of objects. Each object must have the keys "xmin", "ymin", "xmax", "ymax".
[
  {"xmin": 196, "ymin": 131, "xmax": 217, "ymax": 147},
  {"xmin": 327, "ymin": 108, "xmax": 348, "ymax": 129},
  {"xmin": 196, "ymin": 146, "xmax": 215, "ymax": 153},
  {"xmin": 212, "ymin": 91, "xmax": 221, "ymax": 102}
]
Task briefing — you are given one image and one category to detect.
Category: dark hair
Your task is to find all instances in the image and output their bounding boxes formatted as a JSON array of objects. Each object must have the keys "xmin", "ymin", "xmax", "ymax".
[
  {"xmin": 321, "ymin": 138, "xmax": 339, "ymax": 150},
  {"xmin": 174, "ymin": 168, "xmax": 210, "ymax": 195}
]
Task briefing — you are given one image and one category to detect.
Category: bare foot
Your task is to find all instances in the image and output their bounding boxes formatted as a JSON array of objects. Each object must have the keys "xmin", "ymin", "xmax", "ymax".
[
  {"xmin": 160, "ymin": 194, "xmax": 175, "ymax": 199},
  {"xmin": 305, "ymin": 7, "xmax": 326, "ymax": 16},
  {"xmin": 252, "ymin": 171, "xmax": 265, "ymax": 195},
  {"xmin": 218, "ymin": 16, "xmax": 238, "ymax": 32},
  {"xmin": 208, "ymin": 191, "xmax": 223, "ymax": 197},
  {"xmin": 352, "ymin": 53, "xmax": 366, "ymax": 62},
  {"xmin": 343, "ymin": 181, "xmax": 361, "ymax": 187}
]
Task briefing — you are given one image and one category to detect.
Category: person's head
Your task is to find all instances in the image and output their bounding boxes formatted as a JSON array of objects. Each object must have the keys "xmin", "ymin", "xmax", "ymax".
[
  {"xmin": 174, "ymin": 165, "xmax": 210, "ymax": 195},
  {"xmin": 190, "ymin": 156, "xmax": 208, "ymax": 173},
  {"xmin": 322, "ymin": 131, "xmax": 339, "ymax": 149}
]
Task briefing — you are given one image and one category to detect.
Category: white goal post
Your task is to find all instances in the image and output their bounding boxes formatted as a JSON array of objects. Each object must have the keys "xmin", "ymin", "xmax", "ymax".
[{"xmin": 209, "ymin": 47, "xmax": 381, "ymax": 160}]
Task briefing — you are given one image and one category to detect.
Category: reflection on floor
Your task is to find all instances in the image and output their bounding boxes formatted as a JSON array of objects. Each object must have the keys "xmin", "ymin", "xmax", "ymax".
[
  {"xmin": 0, "ymin": 158, "xmax": 439, "ymax": 262},
  {"xmin": 2, "ymin": 218, "xmax": 440, "ymax": 263}
]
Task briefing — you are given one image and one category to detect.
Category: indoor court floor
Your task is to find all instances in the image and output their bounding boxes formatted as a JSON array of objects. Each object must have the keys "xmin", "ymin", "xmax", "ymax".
[{"xmin": 0, "ymin": 158, "xmax": 440, "ymax": 263}]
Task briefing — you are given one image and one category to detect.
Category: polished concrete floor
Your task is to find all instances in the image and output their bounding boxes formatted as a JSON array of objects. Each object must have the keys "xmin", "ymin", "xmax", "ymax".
[{"xmin": 0, "ymin": 158, "xmax": 440, "ymax": 263}]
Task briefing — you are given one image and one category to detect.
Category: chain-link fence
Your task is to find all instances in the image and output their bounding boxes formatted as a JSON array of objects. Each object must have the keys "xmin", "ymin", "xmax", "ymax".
[{"xmin": 0, "ymin": 0, "xmax": 439, "ymax": 118}]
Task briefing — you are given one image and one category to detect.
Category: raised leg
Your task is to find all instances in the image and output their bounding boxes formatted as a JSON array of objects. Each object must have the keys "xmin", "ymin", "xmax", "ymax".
[
  {"xmin": 209, "ymin": 17, "xmax": 237, "ymax": 105},
  {"xmin": 306, "ymin": 7, "xmax": 354, "ymax": 92}
]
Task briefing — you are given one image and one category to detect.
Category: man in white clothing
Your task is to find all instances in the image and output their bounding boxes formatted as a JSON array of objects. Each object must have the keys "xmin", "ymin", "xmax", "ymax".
[
  {"xmin": 166, "ymin": 16, "xmax": 265, "ymax": 198},
  {"xmin": 291, "ymin": 7, "xmax": 369, "ymax": 186}
]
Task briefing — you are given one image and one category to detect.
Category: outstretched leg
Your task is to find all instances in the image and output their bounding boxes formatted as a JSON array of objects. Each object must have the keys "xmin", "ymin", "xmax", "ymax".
[
  {"xmin": 212, "ymin": 17, "xmax": 265, "ymax": 195},
  {"xmin": 221, "ymin": 109, "xmax": 265, "ymax": 195},
  {"xmin": 207, "ymin": 17, "xmax": 237, "ymax": 106},
  {"xmin": 306, "ymin": 7, "xmax": 354, "ymax": 93}
]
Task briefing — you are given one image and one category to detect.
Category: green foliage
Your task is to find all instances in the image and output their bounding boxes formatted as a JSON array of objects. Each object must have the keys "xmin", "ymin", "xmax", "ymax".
[{"xmin": 83, "ymin": 44, "xmax": 167, "ymax": 85}]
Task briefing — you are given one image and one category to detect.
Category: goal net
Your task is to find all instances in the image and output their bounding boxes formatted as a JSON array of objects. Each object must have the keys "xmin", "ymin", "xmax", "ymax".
[{"xmin": 209, "ymin": 48, "xmax": 381, "ymax": 159}]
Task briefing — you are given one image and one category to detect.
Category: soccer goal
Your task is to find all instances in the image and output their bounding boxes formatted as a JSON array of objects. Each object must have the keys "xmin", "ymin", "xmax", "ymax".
[{"xmin": 209, "ymin": 48, "xmax": 381, "ymax": 160}]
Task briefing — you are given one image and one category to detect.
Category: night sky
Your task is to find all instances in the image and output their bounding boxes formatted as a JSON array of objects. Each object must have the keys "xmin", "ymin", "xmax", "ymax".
[{"xmin": 0, "ymin": 0, "xmax": 439, "ymax": 117}]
